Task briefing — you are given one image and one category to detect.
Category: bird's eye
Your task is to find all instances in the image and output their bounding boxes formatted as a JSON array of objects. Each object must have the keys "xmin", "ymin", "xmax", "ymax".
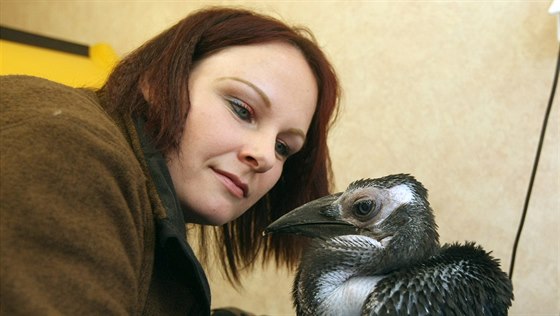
[{"xmin": 352, "ymin": 199, "xmax": 377, "ymax": 219}]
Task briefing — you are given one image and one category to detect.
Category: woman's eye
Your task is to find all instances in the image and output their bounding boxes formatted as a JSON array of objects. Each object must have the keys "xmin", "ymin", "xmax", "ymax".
[
  {"xmin": 227, "ymin": 98, "xmax": 253, "ymax": 121},
  {"xmin": 275, "ymin": 141, "xmax": 291, "ymax": 158}
]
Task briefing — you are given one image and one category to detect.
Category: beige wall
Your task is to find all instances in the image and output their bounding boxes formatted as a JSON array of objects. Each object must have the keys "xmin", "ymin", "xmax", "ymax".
[{"xmin": 1, "ymin": 0, "xmax": 558, "ymax": 315}]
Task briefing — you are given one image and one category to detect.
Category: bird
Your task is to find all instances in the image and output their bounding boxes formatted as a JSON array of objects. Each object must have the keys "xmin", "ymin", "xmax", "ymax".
[{"xmin": 265, "ymin": 174, "xmax": 513, "ymax": 316}]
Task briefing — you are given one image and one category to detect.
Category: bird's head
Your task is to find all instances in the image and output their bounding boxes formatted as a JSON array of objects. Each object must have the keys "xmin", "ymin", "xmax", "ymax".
[{"xmin": 266, "ymin": 174, "xmax": 440, "ymax": 259}]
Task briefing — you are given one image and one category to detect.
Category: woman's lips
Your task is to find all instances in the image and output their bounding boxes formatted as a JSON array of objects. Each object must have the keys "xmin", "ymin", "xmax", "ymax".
[{"xmin": 213, "ymin": 169, "xmax": 248, "ymax": 198}]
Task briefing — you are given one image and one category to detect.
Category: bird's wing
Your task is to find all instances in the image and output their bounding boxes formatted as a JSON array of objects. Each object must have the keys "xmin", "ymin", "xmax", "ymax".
[{"xmin": 361, "ymin": 242, "xmax": 513, "ymax": 316}]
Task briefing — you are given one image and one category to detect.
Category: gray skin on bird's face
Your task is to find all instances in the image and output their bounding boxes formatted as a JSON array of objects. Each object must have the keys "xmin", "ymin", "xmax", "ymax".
[{"xmin": 265, "ymin": 174, "xmax": 513, "ymax": 316}]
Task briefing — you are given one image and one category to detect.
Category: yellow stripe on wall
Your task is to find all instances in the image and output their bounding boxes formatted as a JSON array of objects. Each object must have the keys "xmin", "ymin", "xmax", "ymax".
[{"xmin": 0, "ymin": 39, "xmax": 118, "ymax": 88}]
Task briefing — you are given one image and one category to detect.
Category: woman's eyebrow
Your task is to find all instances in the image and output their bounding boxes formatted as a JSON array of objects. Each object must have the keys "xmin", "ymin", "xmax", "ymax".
[{"xmin": 218, "ymin": 77, "xmax": 271, "ymax": 108}]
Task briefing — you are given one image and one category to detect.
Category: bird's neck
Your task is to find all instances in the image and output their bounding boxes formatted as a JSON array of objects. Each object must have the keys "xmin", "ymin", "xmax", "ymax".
[
  {"xmin": 369, "ymin": 231, "xmax": 439, "ymax": 276},
  {"xmin": 296, "ymin": 235, "xmax": 388, "ymax": 315},
  {"xmin": 370, "ymin": 208, "xmax": 440, "ymax": 274}
]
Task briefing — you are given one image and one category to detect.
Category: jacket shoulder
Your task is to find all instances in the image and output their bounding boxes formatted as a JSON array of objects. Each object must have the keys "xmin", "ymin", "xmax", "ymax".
[{"xmin": 1, "ymin": 75, "xmax": 104, "ymax": 127}]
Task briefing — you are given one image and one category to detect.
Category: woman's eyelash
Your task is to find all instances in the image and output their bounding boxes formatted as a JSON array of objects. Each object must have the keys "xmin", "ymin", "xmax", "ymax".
[{"xmin": 227, "ymin": 97, "xmax": 253, "ymax": 121}]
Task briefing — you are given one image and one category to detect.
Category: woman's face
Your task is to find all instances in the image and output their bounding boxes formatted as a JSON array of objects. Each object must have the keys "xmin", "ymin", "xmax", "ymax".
[{"xmin": 167, "ymin": 42, "xmax": 318, "ymax": 225}]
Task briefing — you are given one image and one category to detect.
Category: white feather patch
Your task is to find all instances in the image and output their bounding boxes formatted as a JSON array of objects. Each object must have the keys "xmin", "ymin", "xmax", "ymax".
[
  {"xmin": 318, "ymin": 275, "xmax": 387, "ymax": 316},
  {"xmin": 388, "ymin": 184, "xmax": 414, "ymax": 205},
  {"xmin": 375, "ymin": 184, "xmax": 414, "ymax": 225}
]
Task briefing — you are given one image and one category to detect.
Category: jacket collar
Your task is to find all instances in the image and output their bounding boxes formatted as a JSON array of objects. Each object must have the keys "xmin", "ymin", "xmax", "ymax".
[{"xmin": 134, "ymin": 117, "xmax": 211, "ymax": 312}]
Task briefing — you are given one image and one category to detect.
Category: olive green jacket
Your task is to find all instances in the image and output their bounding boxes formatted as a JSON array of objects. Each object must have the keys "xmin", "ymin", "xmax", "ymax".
[{"xmin": 0, "ymin": 75, "xmax": 211, "ymax": 315}]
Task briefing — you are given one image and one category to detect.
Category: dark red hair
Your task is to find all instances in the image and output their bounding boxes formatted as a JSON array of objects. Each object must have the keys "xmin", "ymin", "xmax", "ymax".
[{"xmin": 98, "ymin": 7, "xmax": 340, "ymax": 283}]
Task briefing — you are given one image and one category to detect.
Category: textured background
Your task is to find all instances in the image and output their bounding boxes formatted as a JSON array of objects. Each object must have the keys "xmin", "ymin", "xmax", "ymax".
[{"xmin": 1, "ymin": 1, "xmax": 558, "ymax": 315}]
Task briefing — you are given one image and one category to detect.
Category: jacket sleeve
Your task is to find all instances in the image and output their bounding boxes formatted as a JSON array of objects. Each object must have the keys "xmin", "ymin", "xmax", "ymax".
[{"xmin": 0, "ymin": 76, "xmax": 154, "ymax": 315}]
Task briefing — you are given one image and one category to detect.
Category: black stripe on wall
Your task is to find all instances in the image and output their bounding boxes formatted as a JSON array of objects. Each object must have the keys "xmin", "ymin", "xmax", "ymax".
[{"xmin": 0, "ymin": 25, "xmax": 89, "ymax": 57}]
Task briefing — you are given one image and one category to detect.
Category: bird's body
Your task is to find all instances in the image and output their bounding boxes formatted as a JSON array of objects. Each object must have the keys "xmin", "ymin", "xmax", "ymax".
[{"xmin": 266, "ymin": 174, "xmax": 513, "ymax": 316}]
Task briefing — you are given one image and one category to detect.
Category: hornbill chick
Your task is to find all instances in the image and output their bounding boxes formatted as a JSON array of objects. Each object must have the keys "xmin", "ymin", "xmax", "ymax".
[{"xmin": 265, "ymin": 174, "xmax": 513, "ymax": 316}]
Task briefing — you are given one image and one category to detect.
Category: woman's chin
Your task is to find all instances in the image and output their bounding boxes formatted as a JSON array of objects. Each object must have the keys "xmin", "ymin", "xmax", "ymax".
[{"xmin": 183, "ymin": 207, "xmax": 240, "ymax": 226}]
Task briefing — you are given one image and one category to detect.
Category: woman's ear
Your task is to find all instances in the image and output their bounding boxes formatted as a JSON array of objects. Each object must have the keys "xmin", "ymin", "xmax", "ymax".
[{"xmin": 139, "ymin": 75, "xmax": 152, "ymax": 103}]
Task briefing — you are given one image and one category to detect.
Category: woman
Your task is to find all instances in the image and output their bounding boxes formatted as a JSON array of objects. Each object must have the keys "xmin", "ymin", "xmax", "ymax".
[{"xmin": 0, "ymin": 7, "xmax": 340, "ymax": 315}]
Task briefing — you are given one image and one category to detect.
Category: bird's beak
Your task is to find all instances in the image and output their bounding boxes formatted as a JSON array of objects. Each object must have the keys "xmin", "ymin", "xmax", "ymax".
[{"xmin": 264, "ymin": 192, "xmax": 357, "ymax": 239}]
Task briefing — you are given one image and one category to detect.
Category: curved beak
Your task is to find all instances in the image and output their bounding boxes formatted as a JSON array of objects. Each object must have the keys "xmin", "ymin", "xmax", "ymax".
[{"xmin": 264, "ymin": 192, "xmax": 357, "ymax": 239}]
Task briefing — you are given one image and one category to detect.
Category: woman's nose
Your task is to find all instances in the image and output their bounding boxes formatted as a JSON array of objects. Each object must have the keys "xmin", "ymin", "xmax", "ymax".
[{"xmin": 239, "ymin": 134, "xmax": 276, "ymax": 172}]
